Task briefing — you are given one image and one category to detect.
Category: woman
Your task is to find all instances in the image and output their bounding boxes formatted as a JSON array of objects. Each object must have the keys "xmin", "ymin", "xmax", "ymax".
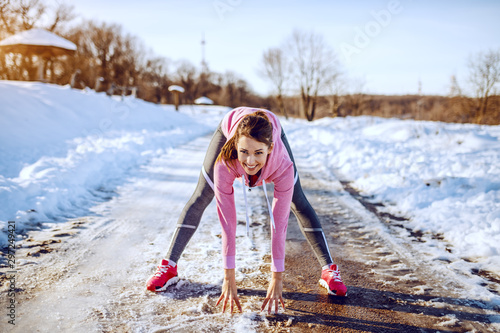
[{"xmin": 146, "ymin": 107, "xmax": 347, "ymax": 313}]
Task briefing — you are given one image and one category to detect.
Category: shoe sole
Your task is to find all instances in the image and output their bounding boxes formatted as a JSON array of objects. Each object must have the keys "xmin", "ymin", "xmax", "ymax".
[
  {"xmin": 147, "ymin": 276, "xmax": 180, "ymax": 292},
  {"xmin": 319, "ymin": 279, "xmax": 347, "ymax": 297}
]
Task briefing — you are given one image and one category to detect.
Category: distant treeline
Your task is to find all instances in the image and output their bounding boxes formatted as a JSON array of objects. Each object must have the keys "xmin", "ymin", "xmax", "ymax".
[
  {"xmin": 259, "ymin": 30, "xmax": 500, "ymax": 126},
  {"xmin": 274, "ymin": 94, "xmax": 500, "ymax": 125},
  {"xmin": 0, "ymin": 0, "xmax": 268, "ymax": 108},
  {"xmin": 1, "ymin": 1, "xmax": 498, "ymax": 125}
]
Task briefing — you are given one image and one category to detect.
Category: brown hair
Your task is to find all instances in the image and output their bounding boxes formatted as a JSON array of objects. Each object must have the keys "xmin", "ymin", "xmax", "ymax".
[{"xmin": 216, "ymin": 111, "xmax": 273, "ymax": 165}]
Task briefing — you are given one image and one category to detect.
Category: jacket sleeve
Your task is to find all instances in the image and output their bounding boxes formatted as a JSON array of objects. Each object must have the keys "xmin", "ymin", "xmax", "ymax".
[
  {"xmin": 269, "ymin": 162, "xmax": 295, "ymax": 272},
  {"xmin": 213, "ymin": 161, "xmax": 237, "ymax": 269}
]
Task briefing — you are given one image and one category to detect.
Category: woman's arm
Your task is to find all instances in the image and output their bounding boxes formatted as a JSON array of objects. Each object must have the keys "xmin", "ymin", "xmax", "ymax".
[
  {"xmin": 214, "ymin": 161, "xmax": 238, "ymax": 269},
  {"xmin": 261, "ymin": 163, "xmax": 294, "ymax": 312},
  {"xmin": 268, "ymin": 163, "xmax": 295, "ymax": 272},
  {"xmin": 214, "ymin": 162, "xmax": 241, "ymax": 313}
]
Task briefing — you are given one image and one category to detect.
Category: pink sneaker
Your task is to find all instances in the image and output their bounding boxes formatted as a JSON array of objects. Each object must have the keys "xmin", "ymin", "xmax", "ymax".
[
  {"xmin": 146, "ymin": 259, "xmax": 179, "ymax": 292},
  {"xmin": 320, "ymin": 264, "xmax": 347, "ymax": 296}
]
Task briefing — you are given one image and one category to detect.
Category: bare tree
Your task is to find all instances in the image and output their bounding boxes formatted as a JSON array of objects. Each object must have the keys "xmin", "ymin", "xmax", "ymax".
[
  {"xmin": 220, "ymin": 70, "xmax": 246, "ymax": 107},
  {"xmin": 89, "ymin": 21, "xmax": 122, "ymax": 83},
  {"xmin": 0, "ymin": 0, "xmax": 74, "ymax": 35},
  {"xmin": 325, "ymin": 73, "xmax": 346, "ymax": 117},
  {"xmin": 47, "ymin": 2, "xmax": 75, "ymax": 33},
  {"xmin": 62, "ymin": 20, "xmax": 149, "ymax": 94},
  {"xmin": 446, "ymin": 74, "xmax": 471, "ymax": 122},
  {"xmin": 449, "ymin": 75, "xmax": 462, "ymax": 97},
  {"xmin": 343, "ymin": 77, "xmax": 367, "ymax": 117},
  {"xmin": 259, "ymin": 47, "xmax": 290, "ymax": 118},
  {"xmin": 467, "ymin": 49, "xmax": 500, "ymax": 124},
  {"xmin": 111, "ymin": 32, "xmax": 144, "ymax": 88},
  {"xmin": 286, "ymin": 29, "xmax": 341, "ymax": 121},
  {"xmin": 16, "ymin": 0, "xmax": 45, "ymax": 30},
  {"xmin": 173, "ymin": 59, "xmax": 198, "ymax": 104},
  {"xmin": 139, "ymin": 55, "xmax": 171, "ymax": 103},
  {"xmin": 0, "ymin": 0, "xmax": 18, "ymax": 36}
]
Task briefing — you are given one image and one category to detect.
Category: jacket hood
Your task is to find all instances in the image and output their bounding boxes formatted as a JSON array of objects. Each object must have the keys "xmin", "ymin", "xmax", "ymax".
[{"xmin": 220, "ymin": 107, "xmax": 292, "ymax": 186}]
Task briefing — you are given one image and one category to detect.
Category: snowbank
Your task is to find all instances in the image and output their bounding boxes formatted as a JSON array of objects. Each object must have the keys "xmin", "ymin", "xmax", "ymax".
[
  {"xmin": 284, "ymin": 116, "xmax": 500, "ymax": 273},
  {"xmin": 0, "ymin": 81, "xmax": 215, "ymax": 245},
  {"xmin": 0, "ymin": 28, "xmax": 77, "ymax": 50}
]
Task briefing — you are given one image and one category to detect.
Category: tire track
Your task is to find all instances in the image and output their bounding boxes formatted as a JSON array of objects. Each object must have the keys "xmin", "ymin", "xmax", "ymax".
[{"xmin": 278, "ymin": 158, "xmax": 499, "ymax": 332}]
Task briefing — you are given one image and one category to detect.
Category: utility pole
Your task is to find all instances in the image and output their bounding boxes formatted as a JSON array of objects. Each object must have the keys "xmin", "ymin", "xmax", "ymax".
[{"xmin": 201, "ymin": 32, "xmax": 208, "ymax": 73}]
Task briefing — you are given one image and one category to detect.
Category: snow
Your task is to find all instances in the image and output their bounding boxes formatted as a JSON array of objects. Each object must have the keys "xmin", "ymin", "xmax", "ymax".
[
  {"xmin": 0, "ymin": 28, "xmax": 77, "ymax": 50},
  {"xmin": 0, "ymin": 81, "xmax": 228, "ymax": 245},
  {"xmin": 195, "ymin": 96, "xmax": 214, "ymax": 105},
  {"xmin": 282, "ymin": 116, "xmax": 500, "ymax": 275},
  {"xmin": 1, "ymin": 80, "xmax": 500, "ymax": 309},
  {"xmin": 168, "ymin": 85, "xmax": 185, "ymax": 93}
]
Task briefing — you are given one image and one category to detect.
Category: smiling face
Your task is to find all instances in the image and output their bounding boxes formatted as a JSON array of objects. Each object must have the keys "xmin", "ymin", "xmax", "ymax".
[{"xmin": 236, "ymin": 135, "xmax": 273, "ymax": 175}]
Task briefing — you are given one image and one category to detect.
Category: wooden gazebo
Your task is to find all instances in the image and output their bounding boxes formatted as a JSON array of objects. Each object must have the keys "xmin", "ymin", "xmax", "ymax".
[{"xmin": 0, "ymin": 28, "xmax": 76, "ymax": 81}]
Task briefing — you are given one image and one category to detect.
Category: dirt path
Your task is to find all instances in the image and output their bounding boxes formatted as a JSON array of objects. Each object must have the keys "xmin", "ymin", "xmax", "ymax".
[
  {"xmin": 1, "ymin": 134, "xmax": 498, "ymax": 332},
  {"xmin": 276, "ymin": 160, "xmax": 499, "ymax": 332}
]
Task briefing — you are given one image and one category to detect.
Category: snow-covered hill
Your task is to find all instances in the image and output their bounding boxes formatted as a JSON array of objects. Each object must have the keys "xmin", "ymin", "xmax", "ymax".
[
  {"xmin": 283, "ymin": 115, "xmax": 500, "ymax": 276},
  {"xmin": 0, "ymin": 81, "xmax": 228, "ymax": 244}
]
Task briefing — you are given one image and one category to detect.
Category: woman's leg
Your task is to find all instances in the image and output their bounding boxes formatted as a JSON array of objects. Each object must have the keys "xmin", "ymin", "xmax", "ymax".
[
  {"xmin": 166, "ymin": 125, "xmax": 226, "ymax": 263},
  {"xmin": 280, "ymin": 128, "xmax": 333, "ymax": 268}
]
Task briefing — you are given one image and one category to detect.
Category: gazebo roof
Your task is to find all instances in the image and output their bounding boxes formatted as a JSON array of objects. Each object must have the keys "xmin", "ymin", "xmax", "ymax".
[{"xmin": 0, "ymin": 28, "xmax": 76, "ymax": 57}]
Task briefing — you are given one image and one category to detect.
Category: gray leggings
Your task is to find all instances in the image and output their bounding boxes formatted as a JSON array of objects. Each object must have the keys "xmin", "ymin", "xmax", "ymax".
[{"xmin": 166, "ymin": 125, "xmax": 333, "ymax": 268}]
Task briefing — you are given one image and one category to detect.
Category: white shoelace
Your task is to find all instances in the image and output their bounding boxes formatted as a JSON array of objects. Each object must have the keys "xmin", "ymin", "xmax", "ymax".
[
  {"xmin": 154, "ymin": 264, "xmax": 170, "ymax": 277},
  {"xmin": 328, "ymin": 268, "xmax": 342, "ymax": 282}
]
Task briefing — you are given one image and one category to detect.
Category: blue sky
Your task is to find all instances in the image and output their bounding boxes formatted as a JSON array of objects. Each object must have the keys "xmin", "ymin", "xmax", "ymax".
[{"xmin": 68, "ymin": 0, "xmax": 500, "ymax": 96}]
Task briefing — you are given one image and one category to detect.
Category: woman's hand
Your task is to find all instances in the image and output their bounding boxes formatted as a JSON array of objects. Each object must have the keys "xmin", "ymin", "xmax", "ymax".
[
  {"xmin": 261, "ymin": 272, "xmax": 285, "ymax": 314},
  {"xmin": 216, "ymin": 268, "xmax": 242, "ymax": 314}
]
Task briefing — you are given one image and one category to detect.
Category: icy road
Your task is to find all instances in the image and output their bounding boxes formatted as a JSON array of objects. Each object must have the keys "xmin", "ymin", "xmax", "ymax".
[{"xmin": 1, "ymin": 133, "xmax": 499, "ymax": 333}]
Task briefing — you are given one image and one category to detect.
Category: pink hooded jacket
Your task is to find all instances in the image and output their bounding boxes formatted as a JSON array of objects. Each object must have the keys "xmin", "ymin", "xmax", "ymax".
[{"xmin": 213, "ymin": 107, "xmax": 295, "ymax": 272}]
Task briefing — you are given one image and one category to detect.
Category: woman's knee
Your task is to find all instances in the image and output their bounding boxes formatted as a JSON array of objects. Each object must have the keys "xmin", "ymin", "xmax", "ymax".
[{"xmin": 290, "ymin": 192, "xmax": 311, "ymax": 217}]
